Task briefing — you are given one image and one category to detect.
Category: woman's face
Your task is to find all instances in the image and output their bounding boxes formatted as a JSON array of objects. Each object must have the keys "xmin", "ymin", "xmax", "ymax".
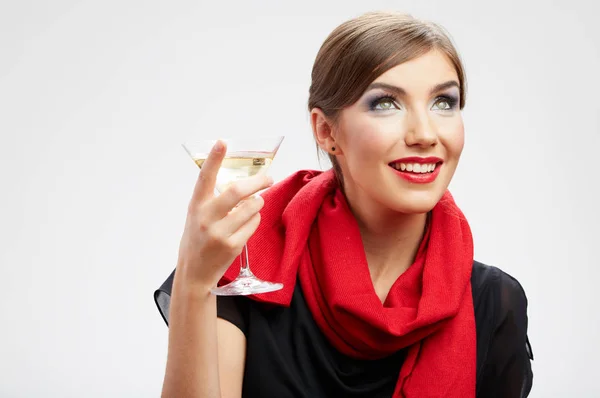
[{"xmin": 333, "ymin": 49, "xmax": 464, "ymax": 215}]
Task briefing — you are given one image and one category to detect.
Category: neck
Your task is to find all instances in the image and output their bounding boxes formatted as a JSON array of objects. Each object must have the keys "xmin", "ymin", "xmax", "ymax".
[{"xmin": 343, "ymin": 188, "xmax": 429, "ymax": 282}]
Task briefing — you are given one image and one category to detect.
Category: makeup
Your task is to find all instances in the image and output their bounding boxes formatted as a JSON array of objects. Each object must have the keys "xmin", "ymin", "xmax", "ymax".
[
  {"xmin": 388, "ymin": 156, "xmax": 443, "ymax": 184},
  {"xmin": 365, "ymin": 92, "xmax": 459, "ymax": 112}
]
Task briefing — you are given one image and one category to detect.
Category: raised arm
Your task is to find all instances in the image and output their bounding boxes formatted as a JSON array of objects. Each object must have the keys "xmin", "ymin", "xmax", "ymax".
[{"xmin": 161, "ymin": 140, "xmax": 272, "ymax": 398}]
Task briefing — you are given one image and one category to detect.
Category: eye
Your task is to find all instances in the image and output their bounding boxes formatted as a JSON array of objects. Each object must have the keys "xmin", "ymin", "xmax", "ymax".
[
  {"xmin": 368, "ymin": 93, "xmax": 459, "ymax": 112},
  {"xmin": 370, "ymin": 95, "xmax": 399, "ymax": 111},
  {"xmin": 432, "ymin": 95, "xmax": 459, "ymax": 111}
]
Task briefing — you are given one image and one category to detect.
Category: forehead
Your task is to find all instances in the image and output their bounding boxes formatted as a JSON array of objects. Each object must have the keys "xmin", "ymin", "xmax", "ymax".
[{"xmin": 372, "ymin": 49, "xmax": 459, "ymax": 92}]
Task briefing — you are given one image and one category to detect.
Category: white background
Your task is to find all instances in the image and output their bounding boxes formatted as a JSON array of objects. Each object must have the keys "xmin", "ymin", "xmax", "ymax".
[{"xmin": 1, "ymin": 0, "xmax": 599, "ymax": 397}]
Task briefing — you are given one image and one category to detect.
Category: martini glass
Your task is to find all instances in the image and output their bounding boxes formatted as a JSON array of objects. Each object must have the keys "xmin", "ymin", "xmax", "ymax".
[{"xmin": 182, "ymin": 136, "xmax": 284, "ymax": 296}]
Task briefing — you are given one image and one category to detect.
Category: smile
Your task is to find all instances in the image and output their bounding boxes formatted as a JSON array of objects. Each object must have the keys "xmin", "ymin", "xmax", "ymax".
[
  {"xmin": 389, "ymin": 162, "xmax": 438, "ymax": 173},
  {"xmin": 388, "ymin": 157, "xmax": 443, "ymax": 184}
]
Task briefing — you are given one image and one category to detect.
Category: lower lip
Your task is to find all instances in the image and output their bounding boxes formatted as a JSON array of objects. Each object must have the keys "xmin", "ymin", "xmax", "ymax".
[{"xmin": 389, "ymin": 163, "xmax": 442, "ymax": 184}]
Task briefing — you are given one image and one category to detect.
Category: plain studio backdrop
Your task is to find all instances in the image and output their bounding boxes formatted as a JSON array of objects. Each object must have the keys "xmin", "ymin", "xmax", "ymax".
[{"xmin": 1, "ymin": 0, "xmax": 598, "ymax": 397}]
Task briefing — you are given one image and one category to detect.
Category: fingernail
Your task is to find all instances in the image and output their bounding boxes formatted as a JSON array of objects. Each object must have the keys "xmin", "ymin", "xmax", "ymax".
[{"xmin": 213, "ymin": 140, "xmax": 224, "ymax": 153}]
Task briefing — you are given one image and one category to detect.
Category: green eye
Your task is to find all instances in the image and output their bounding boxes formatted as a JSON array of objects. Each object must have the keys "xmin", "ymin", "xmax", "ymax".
[
  {"xmin": 373, "ymin": 98, "xmax": 397, "ymax": 111},
  {"xmin": 433, "ymin": 95, "xmax": 459, "ymax": 111},
  {"xmin": 436, "ymin": 99, "xmax": 450, "ymax": 110},
  {"xmin": 378, "ymin": 100, "xmax": 394, "ymax": 110},
  {"xmin": 369, "ymin": 94, "xmax": 399, "ymax": 111}
]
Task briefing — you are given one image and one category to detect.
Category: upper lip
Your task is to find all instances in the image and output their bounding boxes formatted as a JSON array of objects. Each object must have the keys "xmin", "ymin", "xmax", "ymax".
[{"xmin": 389, "ymin": 156, "xmax": 443, "ymax": 165}]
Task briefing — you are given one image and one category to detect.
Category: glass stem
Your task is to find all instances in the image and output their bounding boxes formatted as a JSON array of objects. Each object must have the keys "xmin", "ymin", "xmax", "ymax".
[{"xmin": 238, "ymin": 244, "xmax": 254, "ymax": 278}]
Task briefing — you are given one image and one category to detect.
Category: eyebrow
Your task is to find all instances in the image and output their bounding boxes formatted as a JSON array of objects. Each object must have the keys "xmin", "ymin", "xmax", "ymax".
[{"xmin": 366, "ymin": 80, "xmax": 460, "ymax": 97}]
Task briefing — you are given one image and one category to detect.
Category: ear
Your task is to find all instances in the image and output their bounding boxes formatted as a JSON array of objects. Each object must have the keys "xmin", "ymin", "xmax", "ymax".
[{"xmin": 310, "ymin": 108, "xmax": 341, "ymax": 156}]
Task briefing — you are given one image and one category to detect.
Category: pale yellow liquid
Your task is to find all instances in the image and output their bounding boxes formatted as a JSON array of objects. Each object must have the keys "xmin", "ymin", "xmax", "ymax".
[{"xmin": 194, "ymin": 152, "xmax": 274, "ymax": 193}]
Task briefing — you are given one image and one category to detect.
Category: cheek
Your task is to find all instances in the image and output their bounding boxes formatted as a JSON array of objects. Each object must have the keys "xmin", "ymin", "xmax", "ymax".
[
  {"xmin": 454, "ymin": 131, "xmax": 465, "ymax": 155},
  {"xmin": 441, "ymin": 121, "xmax": 465, "ymax": 159},
  {"xmin": 342, "ymin": 117, "xmax": 395, "ymax": 160}
]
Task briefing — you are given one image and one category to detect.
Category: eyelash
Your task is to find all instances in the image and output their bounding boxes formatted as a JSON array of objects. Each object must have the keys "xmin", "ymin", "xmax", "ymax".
[{"xmin": 368, "ymin": 93, "xmax": 459, "ymax": 112}]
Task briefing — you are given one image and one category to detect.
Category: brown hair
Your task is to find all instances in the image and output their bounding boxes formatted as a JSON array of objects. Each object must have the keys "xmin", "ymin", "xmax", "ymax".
[{"xmin": 308, "ymin": 11, "xmax": 468, "ymax": 182}]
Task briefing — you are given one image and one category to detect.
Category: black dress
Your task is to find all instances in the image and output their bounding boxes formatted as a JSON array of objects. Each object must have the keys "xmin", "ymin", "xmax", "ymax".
[{"xmin": 154, "ymin": 261, "xmax": 534, "ymax": 397}]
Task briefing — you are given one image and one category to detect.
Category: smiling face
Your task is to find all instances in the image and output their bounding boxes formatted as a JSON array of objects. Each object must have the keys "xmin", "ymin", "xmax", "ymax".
[{"xmin": 317, "ymin": 49, "xmax": 464, "ymax": 215}]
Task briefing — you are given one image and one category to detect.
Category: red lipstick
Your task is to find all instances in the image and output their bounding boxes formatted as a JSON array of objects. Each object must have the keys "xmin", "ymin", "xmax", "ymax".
[
  {"xmin": 388, "ymin": 157, "xmax": 443, "ymax": 184},
  {"xmin": 389, "ymin": 156, "xmax": 443, "ymax": 164}
]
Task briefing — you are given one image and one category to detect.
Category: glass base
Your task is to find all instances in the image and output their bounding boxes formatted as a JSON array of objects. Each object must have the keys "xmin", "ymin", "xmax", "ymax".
[{"xmin": 211, "ymin": 276, "xmax": 284, "ymax": 296}]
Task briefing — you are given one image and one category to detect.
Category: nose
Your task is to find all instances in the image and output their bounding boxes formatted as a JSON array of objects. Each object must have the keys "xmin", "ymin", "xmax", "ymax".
[{"xmin": 404, "ymin": 109, "xmax": 438, "ymax": 147}]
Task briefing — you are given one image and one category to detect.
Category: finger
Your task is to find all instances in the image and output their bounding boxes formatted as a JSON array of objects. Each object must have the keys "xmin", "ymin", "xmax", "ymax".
[
  {"xmin": 227, "ymin": 212, "xmax": 262, "ymax": 249},
  {"xmin": 211, "ymin": 174, "xmax": 273, "ymax": 218},
  {"xmin": 215, "ymin": 194, "xmax": 264, "ymax": 236},
  {"xmin": 191, "ymin": 140, "xmax": 226, "ymax": 204}
]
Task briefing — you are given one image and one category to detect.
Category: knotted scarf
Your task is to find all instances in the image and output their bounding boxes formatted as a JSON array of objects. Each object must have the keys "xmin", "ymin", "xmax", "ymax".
[{"xmin": 220, "ymin": 169, "xmax": 475, "ymax": 397}]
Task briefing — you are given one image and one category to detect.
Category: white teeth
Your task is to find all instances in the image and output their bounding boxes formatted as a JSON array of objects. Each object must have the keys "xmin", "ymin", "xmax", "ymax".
[{"xmin": 391, "ymin": 162, "xmax": 438, "ymax": 173}]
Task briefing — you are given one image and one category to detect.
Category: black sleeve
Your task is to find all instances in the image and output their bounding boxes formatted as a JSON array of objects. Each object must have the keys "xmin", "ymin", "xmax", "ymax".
[
  {"xmin": 478, "ymin": 270, "xmax": 534, "ymax": 397},
  {"xmin": 153, "ymin": 269, "xmax": 175, "ymax": 326},
  {"xmin": 153, "ymin": 268, "xmax": 249, "ymax": 335},
  {"xmin": 216, "ymin": 295, "xmax": 250, "ymax": 335}
]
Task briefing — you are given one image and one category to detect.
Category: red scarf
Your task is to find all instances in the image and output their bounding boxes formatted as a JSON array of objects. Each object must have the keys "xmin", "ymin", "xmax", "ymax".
[{"xmin": 220, "ymin": 169, "xmax": 476, "ymax": 397}]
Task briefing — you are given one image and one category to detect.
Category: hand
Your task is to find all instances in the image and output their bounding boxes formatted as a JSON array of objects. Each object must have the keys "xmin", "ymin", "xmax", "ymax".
[{"xmin": 175, "ymin": 140, "xmax": 274, "ymax": 290}]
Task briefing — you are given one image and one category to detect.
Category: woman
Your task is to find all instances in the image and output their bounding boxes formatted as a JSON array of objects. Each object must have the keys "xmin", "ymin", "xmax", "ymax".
[{"xmin": 155, "ymin": 11, "xmax": 534, "ymax": 397}]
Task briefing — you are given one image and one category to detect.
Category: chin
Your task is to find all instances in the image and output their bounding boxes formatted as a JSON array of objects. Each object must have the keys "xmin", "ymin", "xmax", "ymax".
[
  {"xmin": 381, "ymin": 190, "xmax": 446, "ymax": 215},
  {"xmin": 389, "ymin": 201, "xmax": 436, "ymax": 215}
]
